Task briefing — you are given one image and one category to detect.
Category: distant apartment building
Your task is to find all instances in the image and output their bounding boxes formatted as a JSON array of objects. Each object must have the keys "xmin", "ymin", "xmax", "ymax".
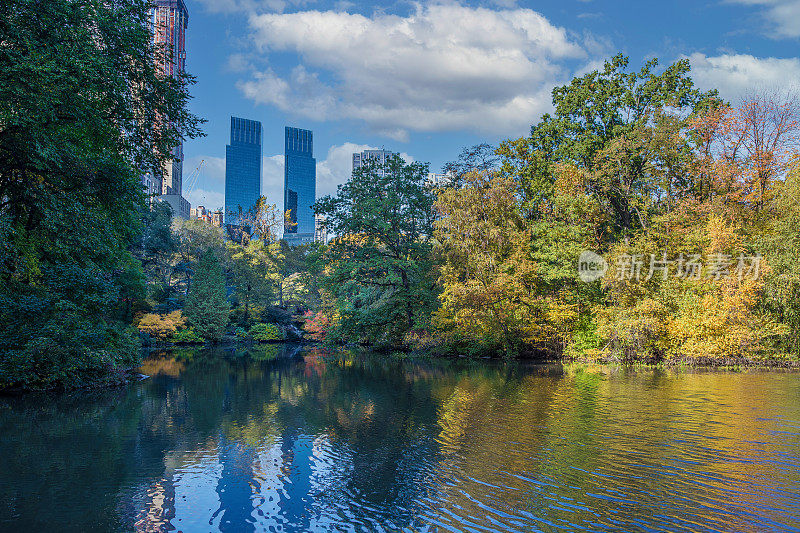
[
  {"xmin": 190, "ymin": 206, "xmax": 223, "ymax": 227},
  {"xmin": 426, "ymin": 172, "xmax": 454, "ymax": 187},
  {"xmin": 314, "ymin": 214, "xmax": 328, "ymax": 244},
  {"xmin": 145, "ymin": 0, "xmax": 191, "ymax": 219},
  {"xmin": 352, "ymin": 149, "xmax": 395, "ymax": 176},
  {"xmin": 225, "ymin": 117, "xmax": 263, "ymax": 227},
  {"xmin": 284, "ymin": 127, "xmax": 316, "ymax": 246}
]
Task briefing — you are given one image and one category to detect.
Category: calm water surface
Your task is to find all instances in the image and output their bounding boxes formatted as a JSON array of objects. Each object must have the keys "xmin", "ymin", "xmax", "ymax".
[{"xmin": 1, "ymin": 346, "xmax": 799, "ymax": 532}]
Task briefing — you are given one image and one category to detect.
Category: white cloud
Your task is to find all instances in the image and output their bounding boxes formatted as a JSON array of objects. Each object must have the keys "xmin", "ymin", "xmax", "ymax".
[
  {"xmin": 225, "ymin": 54, "xmax": 252, "ymax": 73},
  {"xmin": 239, "ymin": 4, "xmax": 587, "ymax": 137},
  {"xmin": 686, "ymin": 53, "xmax": 800, "ymax": 102},
  {"xmin": 315, "ymin": 143, "xmax": 413, "ymax": 199},
  {"xmin": 726, "ymin": 0, "xmax": 800, "ymax": 38}
]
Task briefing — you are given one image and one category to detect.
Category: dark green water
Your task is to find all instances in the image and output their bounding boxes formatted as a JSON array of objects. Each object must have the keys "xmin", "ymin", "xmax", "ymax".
[{"xmin": 1, "ymin": 346, "xmax": 799, "ymax": 532}]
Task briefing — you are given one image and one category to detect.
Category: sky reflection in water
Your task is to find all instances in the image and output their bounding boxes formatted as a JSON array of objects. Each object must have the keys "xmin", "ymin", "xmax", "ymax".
[{"xmin": 1, "ymin": 346, "xmax": 799, "ymax": 532}]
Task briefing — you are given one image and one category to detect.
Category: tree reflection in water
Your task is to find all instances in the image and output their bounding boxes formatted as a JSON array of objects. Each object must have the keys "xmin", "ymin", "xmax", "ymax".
[{"xmin": 0, "ymin": 348, "xmax": 799, "ymax": 532}]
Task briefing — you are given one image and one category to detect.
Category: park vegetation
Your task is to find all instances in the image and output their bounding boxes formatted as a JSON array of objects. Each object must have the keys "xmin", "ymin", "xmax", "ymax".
[
  {"xmin": 1, "ymin": 0, "xmax": 798, "ymax": 390},
  {"xmin": 312, "ymin": 55, "xmax": 800, "ymax": 365}
]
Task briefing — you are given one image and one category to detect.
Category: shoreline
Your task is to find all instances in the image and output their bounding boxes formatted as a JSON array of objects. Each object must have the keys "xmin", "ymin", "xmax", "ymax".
[{"xmin": 4, "ymin": 343, "xmax": 799, "ymax": 395}]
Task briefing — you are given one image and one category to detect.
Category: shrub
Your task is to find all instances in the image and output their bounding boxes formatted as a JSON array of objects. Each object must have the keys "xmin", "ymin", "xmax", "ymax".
[
  {"xmin": 170, "ymin": 328, "xmax": 204, "ymax": 345},
  {"xmin": 136, "ymin": 311, "xmax": 186, "ymax": 340},
  {"xmin": 248, "ymin": 323, "xmax": 283, "ymax": 342},
  {"xmin": 303, "ymin": 311, "xmax": 331, "ymax": 342}
]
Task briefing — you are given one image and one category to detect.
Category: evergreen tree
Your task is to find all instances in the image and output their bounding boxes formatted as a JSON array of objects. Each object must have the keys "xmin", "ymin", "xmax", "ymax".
[{"xmin": 184, "ymin": 250, "xmax": 229, "ymax": 342}]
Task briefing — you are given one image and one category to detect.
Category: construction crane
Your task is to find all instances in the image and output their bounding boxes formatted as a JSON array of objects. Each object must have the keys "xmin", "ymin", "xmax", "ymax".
[{"xmin": 184, "ymin": 158, "xmax": 204, "ymax": 199}]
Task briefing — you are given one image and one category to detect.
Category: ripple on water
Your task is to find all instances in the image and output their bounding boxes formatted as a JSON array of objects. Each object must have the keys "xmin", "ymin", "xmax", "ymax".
[{"xmin": 0, "ymin": 356, "xmax": 799, "ymax": 532}]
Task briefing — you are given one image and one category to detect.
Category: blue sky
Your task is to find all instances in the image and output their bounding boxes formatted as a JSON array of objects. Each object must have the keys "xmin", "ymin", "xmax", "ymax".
[{"xmin": 180, "ymin": 0, "xmax": 800, "ymax": 213}]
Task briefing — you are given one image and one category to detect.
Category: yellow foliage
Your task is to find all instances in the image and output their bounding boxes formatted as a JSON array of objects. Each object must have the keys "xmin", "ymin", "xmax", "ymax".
[{"xmin": 136, "ymin": 311, "xmax": 186, "ymax": 340}]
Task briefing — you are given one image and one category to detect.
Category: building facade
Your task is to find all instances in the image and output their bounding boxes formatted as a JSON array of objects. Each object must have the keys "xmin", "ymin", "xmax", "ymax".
[
  {"xmin": 147, "ymin": 0, "xmax": 191, "ymax": 218},
  {"xmin": 426, "ymin": 172, "xmax": 454, "ymax": 187},
  {"xmin": 190, "ymin": 206, "xmax": 223, "ymax": 227},
  {"xmin": 314, "ymin": 213, "xmax": 328, "ymax": 244},
  {"xmin": 284, "ymin": 127, "xmax": 316, "ymax": 245},
  {"xmin": 225, "ymin": 117, "xmax": 263, "ymax": 227},
  {"xmin": 352, "ymin": 149, "xmax": 395, "ymax": 176}
]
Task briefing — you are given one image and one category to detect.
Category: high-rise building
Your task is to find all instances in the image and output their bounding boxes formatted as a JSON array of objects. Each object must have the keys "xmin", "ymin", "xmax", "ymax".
[
  {"xmin": 314, "ymin": 214, "xmax": 328, "ymax": 244},
  {"xmin": 352, "ymin": 149, "xmax": 395, "ymax": 176},
  {"xmin": 284, "ymin": 127, "xmax": 316, "ymax": 245},
  {"xmin": 148, "ymin": 0, "xmax": 190, "ymax": 218},
  {"xmin": 225, "ymin": 117, "xmax": 263, "ymax": 227}
]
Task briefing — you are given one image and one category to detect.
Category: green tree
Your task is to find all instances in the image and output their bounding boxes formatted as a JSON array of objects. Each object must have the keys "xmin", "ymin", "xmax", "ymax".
[
  {"xmin": 184, "ymin": 250, "xmax": 229, "ymax": 342},
  {"xmin": 314, "ymin": 156, "xmax": 438, "ymax": 347},
  {"xmin": 526, "ymin": 54, "xmax": 721, "ymax": 237},
  {"xmin": 0, "ymin": 0, "xmax": 203, "ymax": 389},
  {"xmin": 173, "ymin": 216, "xmax": 225, "ymax": 296},
  {"xmin": 138, "ymin": 202, "xmax": 179, "ymax": 308},
  {"xmin": 760, "ymin": 160, "xmax": 800, "ymax": 353},
  {"xmin": 227, "ymin": 240, "xmax": 275, "ymax": 324}
]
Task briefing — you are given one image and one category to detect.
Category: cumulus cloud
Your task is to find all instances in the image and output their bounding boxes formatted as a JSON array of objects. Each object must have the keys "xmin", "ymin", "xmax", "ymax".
[
  {"xmin": 316, "ymin": 142, "xmax": 413, "ymax": 199},
  {"xmin": 686, "ymin": 53, "xmax": 800, "ymax": 102},
  {"xmin": 726, "ymin": 0, "xmax": 800, "ymax": 38},
  {"xmin": 238, "ymin": 4, "xmax": 587, "ymax": 137}
]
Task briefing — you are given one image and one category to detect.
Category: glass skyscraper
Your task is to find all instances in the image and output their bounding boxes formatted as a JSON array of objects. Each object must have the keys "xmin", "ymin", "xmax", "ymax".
[
  {"xmin": 225, "ymin": 117, "xmax": 262, "ymax": 226},
  {"xmin": 284, "ymin": 127, "xmax": 316, "ymax": 244}
]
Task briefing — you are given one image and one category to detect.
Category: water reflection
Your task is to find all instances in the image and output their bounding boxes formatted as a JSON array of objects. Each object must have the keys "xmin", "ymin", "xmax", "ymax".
[{"xmin": 0, "ymin": 348, "xmax": 799, "ymax": 532}]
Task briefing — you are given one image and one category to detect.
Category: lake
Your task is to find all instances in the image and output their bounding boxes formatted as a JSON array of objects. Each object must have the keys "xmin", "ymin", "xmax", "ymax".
[{"xmin": 1, "ymin": 346, "xmax": 799, "ymax": 532}]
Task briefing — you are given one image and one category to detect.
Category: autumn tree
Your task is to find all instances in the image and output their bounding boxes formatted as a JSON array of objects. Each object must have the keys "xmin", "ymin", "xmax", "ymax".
[
  {"xmin": 227, "ymin": 240, "xmax": 275, "ymax": 324},
  {"xmin": 527, "ymin": 54, "xmax": 721, "ymax": 237}
]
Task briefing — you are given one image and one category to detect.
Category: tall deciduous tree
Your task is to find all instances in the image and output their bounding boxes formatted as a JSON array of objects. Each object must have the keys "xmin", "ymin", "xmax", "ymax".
[
  {"xmin": 314, "ymin": 156, "xmax": 438, "ymax": 346},
  {"xmin": 0, "ymin": 0, "xmax": 203, "ymax": 388},
  {"xmin": 228, "ymin": 240, "xmax": 274, "ymax": 323},
  {"xmin": 527, "ymin": 54, "xmax": 721, "ymax": 237}
]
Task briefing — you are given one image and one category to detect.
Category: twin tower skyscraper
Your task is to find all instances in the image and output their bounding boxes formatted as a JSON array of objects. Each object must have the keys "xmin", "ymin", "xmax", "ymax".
[{"xmin": 224, "ymin": 118, "xmax": 316, "ymax": 245}]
